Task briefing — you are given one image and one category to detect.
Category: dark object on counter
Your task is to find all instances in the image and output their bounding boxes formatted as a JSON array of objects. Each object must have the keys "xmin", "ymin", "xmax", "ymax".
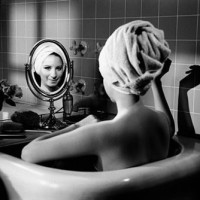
[
  {"xmin": 0, "ymin": 121, "xmax": 24, "ymax": 134},
  {"xmin": 11, "ymin": 110, "xmax": 40, "ymax": 129}
]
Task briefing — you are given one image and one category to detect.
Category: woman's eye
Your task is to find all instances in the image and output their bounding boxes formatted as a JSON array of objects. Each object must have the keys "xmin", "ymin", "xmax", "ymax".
[{"xmin": 56, "ymin": 66, "xmax": 62, "ymax": 71}]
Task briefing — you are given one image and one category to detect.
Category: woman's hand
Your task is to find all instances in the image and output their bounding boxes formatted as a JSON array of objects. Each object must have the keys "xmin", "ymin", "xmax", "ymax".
[{"xmin": 154, "ymin": 58, "xmax": 172, "ymax": 82}]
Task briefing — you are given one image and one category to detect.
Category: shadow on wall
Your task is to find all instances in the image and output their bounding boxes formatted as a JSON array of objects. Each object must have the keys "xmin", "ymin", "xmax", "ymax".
[{"xmin": 177, "ymin": 65, "xmax": 200, "ymax": 137}]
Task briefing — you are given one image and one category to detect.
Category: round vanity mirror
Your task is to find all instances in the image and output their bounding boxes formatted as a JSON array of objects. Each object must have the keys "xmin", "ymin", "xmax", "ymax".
[{"xmin": 25, "ymin": 39, "xmax": 73, "ymax": 129}]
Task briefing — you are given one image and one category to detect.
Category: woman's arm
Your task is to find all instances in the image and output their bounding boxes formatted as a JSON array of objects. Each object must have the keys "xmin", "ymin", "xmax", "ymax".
[
  {"xmin": 151, "ymin": 59, "xmax": 175, "ymax": 136},
  {"xmin": 21, "ymin": 118, "xmax": 108, "ymax": 164},
  {"xmin": 34, "ymin": 115, "xmax": 99, "ymax": 141}
]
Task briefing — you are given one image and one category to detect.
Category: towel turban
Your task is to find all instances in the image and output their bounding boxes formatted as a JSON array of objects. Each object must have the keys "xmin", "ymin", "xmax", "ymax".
[
  {"xmin": 99, "ymin": 20, "xmax": 171, "ymax": 95},
  {"xmin": 32, "ymin": 42, "xmax": 67, "ymax": 75}
]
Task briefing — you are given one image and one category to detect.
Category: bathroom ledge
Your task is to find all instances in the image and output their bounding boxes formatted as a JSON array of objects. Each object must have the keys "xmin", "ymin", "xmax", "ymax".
[{"xmin": 0, "ymin": 102, "xmax": 51, "ymax": 121}]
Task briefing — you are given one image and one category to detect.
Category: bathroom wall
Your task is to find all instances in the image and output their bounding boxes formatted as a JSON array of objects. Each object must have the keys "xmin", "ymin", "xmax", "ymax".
[{"xmin": 0, "ymin": 0, "xmax": 200, "ymax": 135}]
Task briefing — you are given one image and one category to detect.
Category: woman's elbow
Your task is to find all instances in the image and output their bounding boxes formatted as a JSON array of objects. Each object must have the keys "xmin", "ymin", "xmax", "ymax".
[{"xmin": 21, "ymin": 144, "xmax": 37, "ymax": 163}]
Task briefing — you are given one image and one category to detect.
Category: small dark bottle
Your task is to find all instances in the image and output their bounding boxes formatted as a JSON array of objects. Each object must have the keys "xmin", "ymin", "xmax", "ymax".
[{"xmin": 63, "ymin": 90, "xmax": 73, "ymax": 121}]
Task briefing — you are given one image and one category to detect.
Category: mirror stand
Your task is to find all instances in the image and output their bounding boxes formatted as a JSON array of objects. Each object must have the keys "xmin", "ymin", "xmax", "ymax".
[
  {"xmin": 25, "ymin": 39, "xmax": 73, "ymax": 130},
  {"xmin": 41, "ymin": 98, "xmax": 66, "ymax": 130}
]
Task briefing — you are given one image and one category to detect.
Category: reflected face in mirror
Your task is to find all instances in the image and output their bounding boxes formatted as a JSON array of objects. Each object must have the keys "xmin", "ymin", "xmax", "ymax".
[{"xmin": 40, "ymin": 53, "xmax": 64, "ymax": 92}]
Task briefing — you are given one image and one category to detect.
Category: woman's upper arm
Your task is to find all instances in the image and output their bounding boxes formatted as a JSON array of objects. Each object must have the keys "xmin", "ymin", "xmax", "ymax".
[{"xmin": 21, "ymin": 122, "xmax": 109, "ymax": 163}]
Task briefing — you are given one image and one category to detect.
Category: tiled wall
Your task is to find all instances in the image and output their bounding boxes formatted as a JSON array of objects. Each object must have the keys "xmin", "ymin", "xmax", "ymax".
[{"xmin": 0, "ymin": 0, "xmax": 200, "ymax": 134}]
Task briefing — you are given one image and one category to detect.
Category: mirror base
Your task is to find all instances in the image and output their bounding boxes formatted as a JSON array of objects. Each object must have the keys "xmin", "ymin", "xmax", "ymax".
[{"xmin": 40, "ymin": 115, "xmax": 67, "ymax": 130}]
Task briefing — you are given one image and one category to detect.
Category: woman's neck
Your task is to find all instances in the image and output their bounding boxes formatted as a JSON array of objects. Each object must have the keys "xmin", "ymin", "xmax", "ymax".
[{"xmin": 115, "ymin": 94, "xmax": 143, "ymax": 116}]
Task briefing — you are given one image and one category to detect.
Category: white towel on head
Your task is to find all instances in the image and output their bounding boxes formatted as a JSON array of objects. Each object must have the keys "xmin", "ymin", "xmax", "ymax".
[
  {"xmin": 99, "ymin": 20, "xmax": 171, "ymax": 95},
  {"xmin": 32, "ymin": 42, "xmax": 67, "ymax": 75}
]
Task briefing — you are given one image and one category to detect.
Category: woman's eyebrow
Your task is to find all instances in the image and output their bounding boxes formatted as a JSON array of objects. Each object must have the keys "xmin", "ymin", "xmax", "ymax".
[{"xmin": 43, "ymin": 65, "xmax": 52, "ymax": 68}]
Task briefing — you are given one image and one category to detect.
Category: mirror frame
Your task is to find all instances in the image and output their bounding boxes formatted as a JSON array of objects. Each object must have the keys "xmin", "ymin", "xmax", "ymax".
[{"xmin": 25, "ymin": 39, "xmax": 73, "ymax": 102}]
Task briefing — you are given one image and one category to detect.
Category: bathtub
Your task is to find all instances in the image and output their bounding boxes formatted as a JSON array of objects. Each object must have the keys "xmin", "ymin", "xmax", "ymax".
[{"xmin": 0, "ymin": 135, "xmax": 200, "ymax": 200}]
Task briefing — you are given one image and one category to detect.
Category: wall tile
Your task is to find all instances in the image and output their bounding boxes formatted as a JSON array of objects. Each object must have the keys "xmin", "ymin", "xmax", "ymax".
[
  {"xmin": 126, "ymin": 0, "xmax": 141, "ymax": 18},
  {"xmin": 7, "ymin": 53, "xmax": 17, "ymax": 68},
  {"xmin": 96, "ymin": 0, "xmax": 110, "ymax": 18},
  {"xmin": 81, "ymin": 58, "xmax": 95, "ymax": 78},
  {"xmin": 0, "ymin": 68, "xmax": 3, "ymax": 80},
  {"xmin": 57, "ymin": 38, "xmax": 70, "ymax": 53},
  {"xmin": 167, "ymin": 41, "xmax": 176, "ymax": 63},
  {"xmin": 159, "ymin": 0, "xmax": 178, "ymax": 16},
  {"xmin": 163, "ymin": 86, "xmax": 175, "ymax": 109},
  {"xmin": 141, "ymin": 17, "xmax": 158, "ymax": 27},
  {"xmin": 0, "ymin": 4, "xmax": 8, "ymax": 21},
  {"xmin": 197, "ymin": 41, "xmax": 200, "ymax": 64},
  {"xmin": 3, "ymin": 68, "xmax": 18, "ymax": 85},
  {"xmin": 70, "ymin": 0, "xmax": 82, "ymax": 19},
  {"xmin": 26, "ymin": 21, "xmax": 37, "ymax": 38},
  {"xmin": 16, "ymin": 3, "xmax": 25, "ymax": 20},
  {"xmin": 1, "ymin": 21, "xmax": 8, "ymax": 37},
  {"xmin": 73, "ymin": 57, "xmax": 82, "ymax": 76},
  {"xmin": 125, "ymin": 17, "xmax": 142, "ymax": 24},
  {"xmin": 57, "ymin": 1, "xmax": 70, "ymax": 19},
  {"xmin": 96, "ymin": 19, "xmax": 109, "ymax": 39},
  {"xmin": 84, "ymin": 39, "xmax": 96, "ymax": 58},
  {"xmin": 9, "ymin": 3, "xmax": 17, "ymax": 21},
  {"xmin": 25, "ymin": 3, "xmax": 37, "ymax": 21},
  {"xmin": 26, "ymin": 38, "xmax": 38, "ymax": 54},
  {"xmin": 16, "ymin": 38, "xmax": 26, "ymax": 54},
  {"xmin": 178, "ymin": 0, "xmax": 198, "ymax": 15},
  {"xmin": 141, "ymin": 89, "xmax": 154, "ymax": 107},
  {"xmin": 141, "ymin": 0, "xmax": 159, "ymax": 17},
  {"xmin": 82, "ymin": 77, "xmax": 94, "ymax": 96},
  {"xmin": 194, "ymin": 90, "xmax": 200, "ymax": 113},
  {"xmin": 9, "ymin": 21, "xmax": 17, "ymax": 37},
  {"xmin": 17, "ymin": 21, "xmax": 26, "ymax": 37},
  {"xmin": 16, "ymin": 54, "xmax": 26, "ymax": 70},
  {"xmin": 1, "ymin": 53, "xmax": 8, "ymax": 69},
  {"xmin": 8, "ymin": 37, "xmax": 16, "ymax": 53},
  {"xmin": 176, "ymin": 41, "xmax": 196, "ymax": 64},
  {"xmin": 192, "ymin": 113, "xmax": 200, "ymax": 134},
  {"xmin": 46, "ymin": 2, "xmax": 57, "ymax": 20},
  {"xmin": 57, "ymin": 20, "xmax": 70, "ymax": 39},
  {"xmin": 70, "ymin": 19, "xmax": 82, "ymax": 39},
  {"xmin": 159, "ymin": 17, "xmax": 177, "ymax": 40},
  {"xmin": 83, "ymin": 0, "xmax": 95, "ymax": 19},
  {"xmin": 177, "ymin": 16, "xmax": 197, "ymax": 40},
  {"xmin": 24, "ymin": 87, "xmax": 38, "ymax": 105},
  {"xmin": 110, "ymin": 0, "xmax": 125, "ymax": 18},
  {"xmin": 110, "ymin": 19, "xmax": 124, "ymax": 34},
  {"xmin": 198, "ymin": 15, "xmax": 200, "ymax": 40},
  {"xmin": 45, "ymin": 20, "xmax": 58, "ymax": 38},
  {"xmin": 162, "ymin": 63, "xmax": 175, "ymax": 87},
  {"xmin": 83, "ymin": 19, "xmax": 95, "ymax": 38},
  {"xmin": 17, "ymin": 69, "xmax": 27, "ymax": 86},
  {"xmin": 40, "ymin": 20, "xmax": 47, "ymax": 38}
]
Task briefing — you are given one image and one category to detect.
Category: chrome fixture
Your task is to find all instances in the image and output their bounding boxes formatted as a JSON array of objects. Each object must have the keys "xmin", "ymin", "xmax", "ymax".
[{"xmin": 70, "ymin": 40, "xmax": 88, "ymax": 56}]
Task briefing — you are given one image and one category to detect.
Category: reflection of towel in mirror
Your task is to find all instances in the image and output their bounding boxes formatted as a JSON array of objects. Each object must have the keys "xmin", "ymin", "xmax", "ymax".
[
  {"xmin": 99, "ymin": 20, "xmax": 171, "ymax": 95},
  {"xmin": 32, "ymin": 42, "xmax": 67, "ymax": 75}
]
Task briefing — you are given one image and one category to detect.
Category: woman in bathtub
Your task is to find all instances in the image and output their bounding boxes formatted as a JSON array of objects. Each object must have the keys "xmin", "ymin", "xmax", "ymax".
[{"xmin": 22, "ymin": 20, "xmax": 175, "ymax": 171}]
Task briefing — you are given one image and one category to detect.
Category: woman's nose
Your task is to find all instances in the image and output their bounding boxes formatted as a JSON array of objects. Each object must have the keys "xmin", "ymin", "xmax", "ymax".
[{"xmin": 50, "ymin": 69, "xmax": 57, "ymax": 78}]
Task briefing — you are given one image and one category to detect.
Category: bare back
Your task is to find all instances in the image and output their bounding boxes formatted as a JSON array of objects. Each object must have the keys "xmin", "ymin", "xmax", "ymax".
[{"xmin": 96, "ymin": 106, "xmax": 170, "ymax": 171}]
